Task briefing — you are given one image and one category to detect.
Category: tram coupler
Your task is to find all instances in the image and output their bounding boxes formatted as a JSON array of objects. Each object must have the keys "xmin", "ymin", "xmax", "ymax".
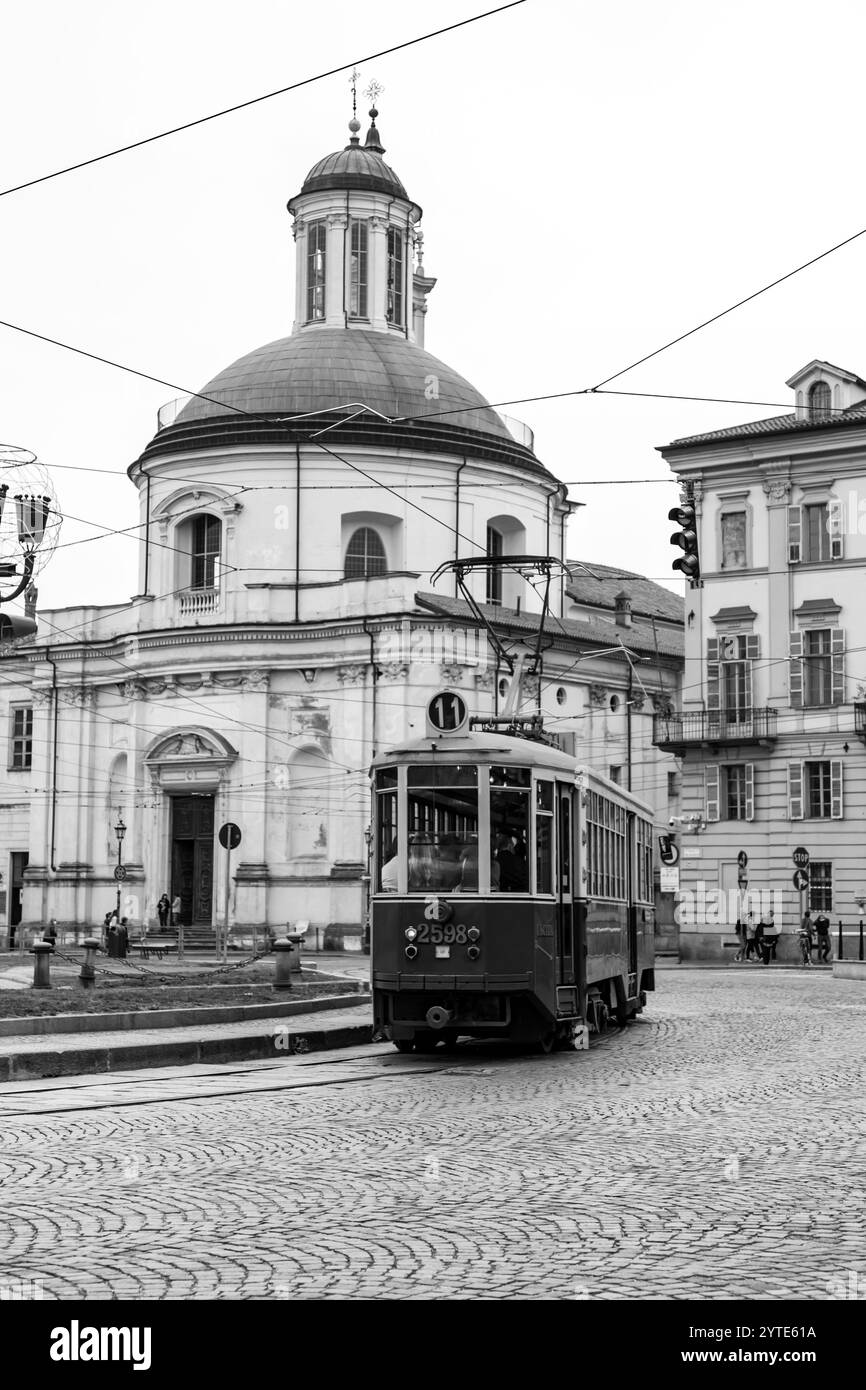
[{"xmin": 426, "ymin": 1005, "xmax": 453, "ymax": 1030}]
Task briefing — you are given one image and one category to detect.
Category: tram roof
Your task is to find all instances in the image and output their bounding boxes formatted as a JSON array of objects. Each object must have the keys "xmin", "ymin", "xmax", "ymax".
[{"xmin": 370, "ymin": 731, "xmax": 654, "ymax": 815}]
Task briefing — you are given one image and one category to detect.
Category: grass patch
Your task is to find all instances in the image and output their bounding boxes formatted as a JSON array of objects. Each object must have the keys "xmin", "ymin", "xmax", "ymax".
[{"xmin": 0, "ymin": 978, "xmax": 365, "ymax": 1018}]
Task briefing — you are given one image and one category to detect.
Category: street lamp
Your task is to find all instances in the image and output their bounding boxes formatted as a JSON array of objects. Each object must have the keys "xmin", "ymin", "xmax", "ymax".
[
  {"xmin": 0, "ymin": 447, "xmax": 61, "ymax": 625},
  {"xmin": 115, "ymin": 813, "xmax": 127, "ymax": 925}
]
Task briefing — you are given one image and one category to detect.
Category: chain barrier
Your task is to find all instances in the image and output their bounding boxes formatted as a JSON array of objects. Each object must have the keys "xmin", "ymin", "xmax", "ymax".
[{"xmin": 51, "ymin": 941, "xmax": 275, "ymax": 982}]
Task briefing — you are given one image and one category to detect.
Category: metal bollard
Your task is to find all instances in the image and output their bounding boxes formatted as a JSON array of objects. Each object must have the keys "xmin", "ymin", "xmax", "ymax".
[
  {"xmin": 79, "ymin": 937, "xmax": 100, "ymax": 991},
  {"xmin": 273, "ymin": 938, "xmax": 293, "ymax": 991},
  {"xmin": 31, "ymin": 941, "xmax": 54, "ymax": 990},
  {"xmin": 838, "ymin": 920, "xmax": 843, "ymax": 961}
]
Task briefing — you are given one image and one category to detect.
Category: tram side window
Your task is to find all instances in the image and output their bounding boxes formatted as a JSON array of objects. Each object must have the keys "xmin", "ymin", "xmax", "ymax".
[
  {"xmin": 536, "ymin": 780, "xmax": 553, "ymax": 895},
  {"xmin": 376, "ymin": 768, "xmax": 399, "ymax": 893},
  {"xmin": 490, "ymin": 766, "xmax": 530, "ymax": 892},
  {"xmin": 636, "ymin": 817, "xmax": 653, "ymax": 903},
  {"xmin": 586, "ymin": 790, "xmax": 627, "ymax": 901},
  {"xmin": 407, "ymin": 764, "xmax": 478, "ymax": 893}
]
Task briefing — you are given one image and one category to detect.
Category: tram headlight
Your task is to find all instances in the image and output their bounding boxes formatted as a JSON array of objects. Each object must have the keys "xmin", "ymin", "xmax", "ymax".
[
  {"xmin": 467, "ymin": 926, "xmax": 480, "ymax": 942},
  {"xmin": 405, "ymin": 927, "xmax": 418, "ymax": 941},
  {"xmin": 405, "ymin": 945, "xmax": 418, "ymax": 960},
  {"xmin": 467, "ymin": 945, "xmax": 480, "ymax": 961}
]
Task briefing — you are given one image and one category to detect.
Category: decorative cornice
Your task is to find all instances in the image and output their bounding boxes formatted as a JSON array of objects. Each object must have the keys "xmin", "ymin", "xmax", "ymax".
[{"xmin": 588, "ymin": 684, "xmax": 607, "ymax": 707}]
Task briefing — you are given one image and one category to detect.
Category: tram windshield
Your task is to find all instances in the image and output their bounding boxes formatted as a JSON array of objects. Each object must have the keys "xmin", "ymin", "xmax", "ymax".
[{"xmin": 406, "ymin": 764, "xmax": 478, "ymax": 893}]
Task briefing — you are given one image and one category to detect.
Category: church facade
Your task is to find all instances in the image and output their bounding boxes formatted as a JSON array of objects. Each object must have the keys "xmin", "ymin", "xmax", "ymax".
[{"xmin": 0, "ymin": 105, "xmax": 683, "ymax": 946}]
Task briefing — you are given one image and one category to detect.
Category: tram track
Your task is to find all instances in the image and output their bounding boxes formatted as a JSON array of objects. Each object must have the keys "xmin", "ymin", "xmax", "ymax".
[{"xmin": 0, "ymin": 1028, "xmax": 628, "ymax": 1119}]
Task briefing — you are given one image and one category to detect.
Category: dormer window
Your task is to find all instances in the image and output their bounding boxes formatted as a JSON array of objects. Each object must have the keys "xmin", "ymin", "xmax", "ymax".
[
  {"xmin": 349, "ymin": 220, "xmax": 368, "ymax": 318},
  {"xmin": 387, "ymin": 227, "xmax": 404, "ymax": 326},
  {"xmin": 306, "ymin": 221, "xmax": 327, "ymax": 321},
  {"xmin": 809, "ymin": 380, "xmax": 831, "ymax": 420}
]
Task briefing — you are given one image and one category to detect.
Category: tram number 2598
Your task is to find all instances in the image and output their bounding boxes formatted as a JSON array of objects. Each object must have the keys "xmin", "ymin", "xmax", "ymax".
[{"xmin": 412, "ymin": 922, "xmax": 468, "ymax": 945}]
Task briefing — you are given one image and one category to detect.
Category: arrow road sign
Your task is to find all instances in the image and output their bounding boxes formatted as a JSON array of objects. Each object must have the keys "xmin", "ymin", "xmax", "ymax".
[
  {"xmin": 737, "ymin": 851, "xmax": 748, "ymax": 870},
  {"xmin": 793, "ymin": 869, "xmax": 809, "ymax": 891},
  {"xmin": 792, "ymin": 847, "xmax": 810, "ymax": 869}
]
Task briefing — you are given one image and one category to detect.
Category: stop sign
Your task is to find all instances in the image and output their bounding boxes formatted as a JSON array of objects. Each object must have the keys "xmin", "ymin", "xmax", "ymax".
[{"xmin": 792, "ymin": 846, "xmax": 809, "ymax": 869}]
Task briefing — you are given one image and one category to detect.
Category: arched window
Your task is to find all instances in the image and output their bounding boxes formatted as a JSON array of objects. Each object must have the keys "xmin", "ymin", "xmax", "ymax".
[
  {"xmin": 809, "ymin": 380, "xmax": 831, "ymax": 420},
  {"xmin": 486, "ymin": 525, "xmax": 503, "ymax": 605},
  {"xmin": 190, "ymin": 514, "xmax": 221, "ymax": 590},
  {"xmin": 307, "ymin": 221, "xmax": 327, "ymax": 321},
  {"xmin": 344, "ymin": 527, "xmax": 387, "ymax": 579}
]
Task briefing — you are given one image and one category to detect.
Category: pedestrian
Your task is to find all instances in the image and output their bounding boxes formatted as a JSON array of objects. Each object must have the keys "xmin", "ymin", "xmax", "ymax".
[
  {"xmin": 744, "ymin": 913, "xmax": 758, "ymax": 961},
  {"xmin": 753, "ymin": 915, "xmax": 765, "ymax": 964},
  {"xmin": 171, "ymin": 895, "xmax": 181, "ymax": 927},
  {"xmin": 814, "ymin": 909, "xmax": 831, "ymax": 963},
  {"xmin": 118, "ymin": 917, "xmax": 129, "ymax": 960},
  {"xmin": 799, "ymin": 910, "xmax": 814, "ymax": 966},
  {"xmin": 157, "ymin": 893, "xmax": 171, "ymax": 929},
  {"xmin": 759, "ymin": 907, "xmax": 777, "ymax": 965},
  {"xmin": 106, "ymin": 920, "xmax": 119, "ymax": 958}
]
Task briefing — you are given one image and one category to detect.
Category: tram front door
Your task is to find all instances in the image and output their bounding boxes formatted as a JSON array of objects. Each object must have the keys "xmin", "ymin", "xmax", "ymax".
[{"xmin": 556, "ymin": 785, "xmax": 575, "ymax": 989}]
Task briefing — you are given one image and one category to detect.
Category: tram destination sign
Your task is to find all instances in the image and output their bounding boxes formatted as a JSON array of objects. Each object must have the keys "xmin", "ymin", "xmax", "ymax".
[{"xmin": 792, "ymin": 847, "xmax": 810, "ymax": 869}]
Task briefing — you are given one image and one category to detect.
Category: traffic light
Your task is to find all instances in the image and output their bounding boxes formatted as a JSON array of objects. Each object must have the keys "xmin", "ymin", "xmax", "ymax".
[
  {"xmin": 0, "ymin": 613, "xmax": 37, "ymax": 641},
  {"xmin": 668, "ymin": 501, "xmax": 700, "ymax": 582}
]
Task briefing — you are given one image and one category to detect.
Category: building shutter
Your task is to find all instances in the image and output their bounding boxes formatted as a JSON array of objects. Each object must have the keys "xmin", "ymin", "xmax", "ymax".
[
  {"xmin": 831, "ymin": 761, "xmax": 843, "ymax": 819},
  {"xmin": 831, "ymin": 627, "xmax": 845, "ymax": 704},
  {"xmin": 828, "ymin": 499, "xmax": 844, "ymax": 560},
  {"xmin": 744, "ymin": 634, "xmax": 760, "ymax": 660},
  {"xmin": 788, "ymin": 506, "xmax": 802, "ymax": 563},
  {"xmin": 707, "ymin": 638, "xmax": 720, "ymax": 715},
  {"xmin": 705, "ymin": 765, "xmax": 720, "ymax": 822},
  {"xmin": 745, "ymin": 763, "xmax": 755, "ymax": 822},
  {"xmin": 788, "ymin": 761, "xmax": 804, "ymax": 820},
  {"xmin": 789, "ymin": 630, "xmax": 803, "ymax": 707}
]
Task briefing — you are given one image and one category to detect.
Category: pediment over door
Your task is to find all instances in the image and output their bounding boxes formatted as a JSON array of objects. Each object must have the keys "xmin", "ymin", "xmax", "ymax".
[{"xmin": 145, "ymin": 726, "xmax": 238, "ymax": 790}]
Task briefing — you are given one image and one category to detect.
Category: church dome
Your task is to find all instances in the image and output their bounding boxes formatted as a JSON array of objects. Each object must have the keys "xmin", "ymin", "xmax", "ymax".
[
  {"xmin": 288, "ymin": 107, "xmax": 414, "ymax": 207},
  {"xmin": 176, "ymin": 329, "xmax": 514, "ymax": 441},
  {"xmin": 296, "ymin": 145, "xmax": 409, "ymax": 201}
]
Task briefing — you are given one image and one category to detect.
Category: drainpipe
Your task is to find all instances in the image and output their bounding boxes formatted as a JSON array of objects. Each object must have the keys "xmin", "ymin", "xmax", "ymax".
[
  {"xmin": 47, "ymin": 655, "xmax": 58, "ymax": 871},
  {"xmin": 143, "ymin": 468, "xmax": 152, "ymax": 595},
  {"xmin": 454, "ymin": 459, "xmax": 467, "ymax": 596},
  {"xmin": 362, "ymin": 618, "xmax": 378, "ymax": 757},
  {"xmin": 294, "ymin": 442, "xmax": 301, "ymax": 623}
]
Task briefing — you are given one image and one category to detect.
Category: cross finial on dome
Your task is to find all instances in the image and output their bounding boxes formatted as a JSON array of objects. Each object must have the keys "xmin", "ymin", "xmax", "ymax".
[
  {"xmin": 347, "ymin": 67, "xmax": 362, "ymax": 143},
  {"xmin": 364, "ymin": 79, "xmax": 385, "ymax": 153}
]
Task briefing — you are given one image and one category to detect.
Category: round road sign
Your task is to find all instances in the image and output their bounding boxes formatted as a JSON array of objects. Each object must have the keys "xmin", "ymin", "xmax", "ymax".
[
  {"xmin": 219, "ymin": 822, "xmax": 242, "ymax": 850},
  {"xmin": 113, "ymin": 865, "xmax": 127, "ymax": 882},
  {"xmin": 737, "ymin": 851, "xmax": 748, "ymax": 870},
  {"xmin": 793, "ymin": 869, "xmax": 809, "ymax": 891},
  {"xmin": 792, "ymin": 847, "xmax": 810, "ymax": 869}
]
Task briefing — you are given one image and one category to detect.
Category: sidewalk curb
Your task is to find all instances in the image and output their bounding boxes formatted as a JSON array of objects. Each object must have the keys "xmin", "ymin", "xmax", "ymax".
[
  {"xmin": 0, "ymin": 1017, "xmax": 374, "ymax": 1081},
  {"xmin": 0, "ymin": 990, "xmax": 368, "ymax": 1039}
]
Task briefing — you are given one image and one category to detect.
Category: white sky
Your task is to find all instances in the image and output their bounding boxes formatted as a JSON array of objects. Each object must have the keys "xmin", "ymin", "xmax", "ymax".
[{"xmin": 3, "ymin": 0, "xmax": 866, "ymax": 617}]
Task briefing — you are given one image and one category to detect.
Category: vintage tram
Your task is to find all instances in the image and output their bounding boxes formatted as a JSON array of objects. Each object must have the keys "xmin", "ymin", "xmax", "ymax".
[{"xmin": 370, "ymin": 693, "xmax": 656, "ymax": 1053}]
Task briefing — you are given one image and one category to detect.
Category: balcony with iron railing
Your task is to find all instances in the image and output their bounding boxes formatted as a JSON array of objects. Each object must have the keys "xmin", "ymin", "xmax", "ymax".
[{"xmin": 652, "ymin": 707, "xmax": 779, "ymax": 752}]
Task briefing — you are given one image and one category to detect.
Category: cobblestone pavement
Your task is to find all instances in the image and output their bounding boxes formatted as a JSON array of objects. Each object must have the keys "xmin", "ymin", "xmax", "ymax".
[{"xmin": 1, "ymin": 969, "xmax": 864, "ymax": 1301}]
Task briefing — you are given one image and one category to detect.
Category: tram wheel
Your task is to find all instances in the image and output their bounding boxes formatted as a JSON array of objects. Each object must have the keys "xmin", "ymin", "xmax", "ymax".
[
  {"xmin": 414, "ymin": 1034, "xmax": 442, "ymax": 1054},
  {"xmin": 393, "ymin": 1039, "xmax": 415, "ymax": 1054},
  {"xmin": 536, "ymin": 1030, "xmax": 556, "ymax": 1055}
]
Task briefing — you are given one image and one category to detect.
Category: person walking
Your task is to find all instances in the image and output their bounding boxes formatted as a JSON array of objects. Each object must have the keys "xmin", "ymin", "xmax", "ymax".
[
  {"xmin": 744, "ymin": 913, "xmax": 758, "ymax": 961},
  {"xmin": 799, "ymin": 910, "xmax": 814, "ymax": 966},
  {"xmin": 157, "ymin": 894, "xmax": 171, "ymax": 929},
  {"xmin": 814, "ymin": 909, "xmax": 831, "ymax": 963},
  {"xmin": 759, "ymin": 907, "xmax": 778, "ymax": 965}
]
